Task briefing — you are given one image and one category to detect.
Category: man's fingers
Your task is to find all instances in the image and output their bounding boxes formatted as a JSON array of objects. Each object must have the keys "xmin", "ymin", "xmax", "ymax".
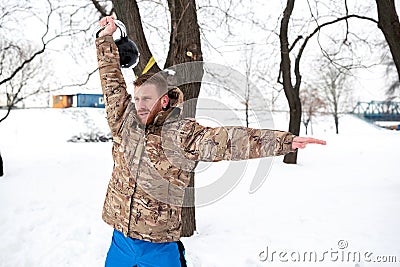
[
  {"xmin": 106, "ymin": 16, "xmax": 114, "ymax": 26},
  {"xmin": 292, "ymin": 142, "xmax": 306, "ymax": 149},
  {"xmin": 99, "ymin": 16, "xmax": 108, "ymax": 26},
  {"xmin": 98, "ymin": 16, "xmax": 117, "ymax": 37},
  {"xmin": 307, "ymin": 138, "xmax": 326, "ymax": 145},
  {"xmin": 293, "ymin": 137, "xmax": 327, "ymax": 145},
  {"xmin": 99, "ymin": 16, "xmax": 114, "ymax": 27}
]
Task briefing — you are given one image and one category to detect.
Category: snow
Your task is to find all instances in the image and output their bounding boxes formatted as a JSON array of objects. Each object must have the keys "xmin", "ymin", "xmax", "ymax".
[{"xmin": 0, "ymin": 107, "xmax": 399, "ymax": 267}]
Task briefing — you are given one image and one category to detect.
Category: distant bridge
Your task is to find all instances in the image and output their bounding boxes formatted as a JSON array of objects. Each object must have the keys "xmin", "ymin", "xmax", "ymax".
[{"xmin": 352, "ymin": 101, "xmax": 400, "ymax": 122}]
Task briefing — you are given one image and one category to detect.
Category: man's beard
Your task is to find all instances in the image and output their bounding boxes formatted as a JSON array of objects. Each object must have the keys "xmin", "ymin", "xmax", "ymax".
[{"xmin": 137, "ymin": 109, "xmax": 151, "ymax": 124}]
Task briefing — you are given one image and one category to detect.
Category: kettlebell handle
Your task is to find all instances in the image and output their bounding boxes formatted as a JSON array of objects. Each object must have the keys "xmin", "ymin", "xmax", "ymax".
[
  {"xmin": 93, "ymin": 19, "xmax": 140, "ymax": 68},
  {"xmin": 114, "ymin": 20, "xmax": 127, "ymax": 39},
  {"xmin": 93, "ymin": 19, "xmax": 127, "ymax": 39}
]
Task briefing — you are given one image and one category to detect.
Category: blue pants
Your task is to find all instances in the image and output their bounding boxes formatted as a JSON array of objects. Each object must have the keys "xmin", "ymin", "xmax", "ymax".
[{"xmin": 105, "ymin": 230, "xmax": 187, "ymax": 267}]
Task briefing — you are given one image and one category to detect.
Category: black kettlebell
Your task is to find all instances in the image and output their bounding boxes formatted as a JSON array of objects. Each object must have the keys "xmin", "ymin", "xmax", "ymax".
[
  {"xmin": 114, "ymin": 20, "xmax": 140, "ymax": 68},
  {"xmin": 94, "ymin": 19, "xmax": 140, "ymax": 68},
  {"xmin": 115, "ymin": 35, "xmax": 140, "ymax": 68}
]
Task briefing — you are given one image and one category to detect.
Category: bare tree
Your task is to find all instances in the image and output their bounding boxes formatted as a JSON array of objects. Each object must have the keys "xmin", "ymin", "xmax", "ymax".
[
  {"xmin": 278, "ymin": 0, "xmax": 378, "ymax": 163},
  {"xmin": 0, "ymin": 1, "xmax": 92, "ymax": 88},
  {"xmin": 0, "ymin": 44, "xmax": 53, "ymax": 122},
  {"xmin": 300, "ymin": 86, "xmax": 325, "ymax": 135},
  {"xmin": 0, "ymin": 0, "xmax": 102, "ymax": 122},
  {"xmin": 242, "ymin": 43, "xmax": 255, "ymax": 127},
  {"xmin": 0, "ymin": 1, "xmax": 53, "ymax": 88},
  {"xmin": 279, "ymin": 0, "xmax": 301, "ymax": 164},
  {"xmin": 318, "ymin": 63, "xmax": 353, "ymax": 134},
  {"xmin": 375, "ymin": 0, "xmax": 400, "ymax": 83}
]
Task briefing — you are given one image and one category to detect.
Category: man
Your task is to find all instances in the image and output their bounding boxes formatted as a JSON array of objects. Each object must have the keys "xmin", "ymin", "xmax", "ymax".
[{"xmin": 96, "ymin": 16, "xmax": 326, "ymax": 267}]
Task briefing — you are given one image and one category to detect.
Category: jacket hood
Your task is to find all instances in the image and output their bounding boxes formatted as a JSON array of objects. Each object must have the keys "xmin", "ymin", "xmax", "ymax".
[
  {"xmin": 129, "ymin": 87, "xmax": 184, "ymax": 128},
  {"xmin": 167, "ymin": 86, "xmax": 184, "ymax": 109},
  {"xmin": 150, "ymin": 87, "xmax": 184, "ymax": 127}
]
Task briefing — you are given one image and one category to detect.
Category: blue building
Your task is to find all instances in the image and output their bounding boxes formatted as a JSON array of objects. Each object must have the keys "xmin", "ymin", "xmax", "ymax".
[{"xmin": 76, "ymin": 93, "xmax": 105, "ymax": 108}]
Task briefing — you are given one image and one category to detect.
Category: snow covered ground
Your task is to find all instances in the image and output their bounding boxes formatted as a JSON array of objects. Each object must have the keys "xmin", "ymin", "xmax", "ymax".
[{"xmin": 0, "ymin": 107, "xmax": 399, "ymax": 267}]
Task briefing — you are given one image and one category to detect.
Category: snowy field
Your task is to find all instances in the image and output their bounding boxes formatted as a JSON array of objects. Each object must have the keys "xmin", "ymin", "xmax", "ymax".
[{"xmin": 0, "ymin": 107, "xmax": 400, "ymax": 267}]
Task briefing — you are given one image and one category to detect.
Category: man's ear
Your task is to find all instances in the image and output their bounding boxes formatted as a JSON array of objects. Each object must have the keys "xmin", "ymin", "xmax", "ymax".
[{"xmin": 161, "ymin": 94, "xmax": 169, "ymax": 108}]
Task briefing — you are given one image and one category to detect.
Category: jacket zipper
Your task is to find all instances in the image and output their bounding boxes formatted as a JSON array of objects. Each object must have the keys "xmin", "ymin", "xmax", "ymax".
[{"xmin": 127, "ymin": 133, "xmax": 147, "ymax": 235}]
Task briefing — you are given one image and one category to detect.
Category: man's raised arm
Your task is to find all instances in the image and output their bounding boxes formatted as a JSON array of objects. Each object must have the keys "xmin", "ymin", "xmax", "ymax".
[{"xmin": 96, "ymin": 16, "xmax": 131, "ymax": 138}]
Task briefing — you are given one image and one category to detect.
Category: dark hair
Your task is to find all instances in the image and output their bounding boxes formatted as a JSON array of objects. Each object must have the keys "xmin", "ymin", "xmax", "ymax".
[{"xmin": 134, "ymin": 72, "xmax": 168, "ymax": 96}]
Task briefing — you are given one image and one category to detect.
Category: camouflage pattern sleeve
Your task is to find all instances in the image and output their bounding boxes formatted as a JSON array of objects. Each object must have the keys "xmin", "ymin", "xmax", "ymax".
[
  {"xmin": 178, "ymin": 119, "xmax": 296, "ymax": 162},
  {"xmin": 96, "ymin": 35, "xmax": 132, "ymax": 139}
]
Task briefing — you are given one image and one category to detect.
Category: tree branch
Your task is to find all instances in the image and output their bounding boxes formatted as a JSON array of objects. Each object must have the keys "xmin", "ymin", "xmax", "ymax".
[
  {"xmin": 294, "ymin": 14, "xmax": 378, "ymax": 91},
  {"xmin": 0, "ymin": 0, "xmax": 54, "ymax": 86},
  {"xmin": 91, "ymin": 0, "xmax": 109, "ymax": 17},
  {"xmin": 47, "ymin": 68, "xmax": 99, "ymax": 92},
  {"xmin": 289, "ymin": 35, "xmax": 303, "ymax": 52}
]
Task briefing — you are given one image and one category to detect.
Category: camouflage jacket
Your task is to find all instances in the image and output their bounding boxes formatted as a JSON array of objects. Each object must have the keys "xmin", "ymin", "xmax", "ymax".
[{"xmin": 96, "ymin": 35, "xmax": 296, "ymax": 243}]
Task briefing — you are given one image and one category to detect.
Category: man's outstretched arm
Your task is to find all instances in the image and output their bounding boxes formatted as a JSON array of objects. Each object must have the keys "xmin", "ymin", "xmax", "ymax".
[{"xmin": 177, "ymin": 119, "xmax": 325, "ymax": 162}]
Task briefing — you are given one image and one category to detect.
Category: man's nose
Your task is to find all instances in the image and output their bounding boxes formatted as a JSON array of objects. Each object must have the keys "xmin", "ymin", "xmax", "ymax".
[{"xmin": 136, "ymin": 99, "xmax": 145, "ymax": 110}]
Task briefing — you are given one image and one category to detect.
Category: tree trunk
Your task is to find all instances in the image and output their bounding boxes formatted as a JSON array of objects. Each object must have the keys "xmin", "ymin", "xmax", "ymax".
[
  {"xmin": 165, "ymin": 0, "xmax": 203, "ymax": 237},
  {"xmin": 303, "ymin": 119, "xmax": 309, "ymax": 135},
  {"xmin": 245, "ymin": 101, "xmax": 249, "ymax": 128},
  {"xmin": 0, "ymin": 106, "xmax": 12, "ymax": 123},
  {"xmin": 376, "ymin": 0, "xmax": 400, "ymax": 81},
  {"xmin": 0, "ymin": 153, "xmax": 3, "ymax": 177},
  {"xmin": 279, "ymin": 0, "xmax": 301, "ymax": 164},
  {"xmin": 284, "ymin": 105, "xmax": 301, "ymax": 163},
  {"xmin": 334, "ymin": 115, "xmax": 339, "ymax": 134},
  {"xmin": 112, "ymin": 0, "xmax": 161, "ymax": 75}
]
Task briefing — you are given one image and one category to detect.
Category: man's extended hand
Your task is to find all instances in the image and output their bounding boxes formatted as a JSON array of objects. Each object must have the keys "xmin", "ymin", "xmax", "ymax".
[
  {"xmin": 98, "ymin": 16, "xmax": 117, "ymax": 37},
  {"xmin": 292, "ymin": 136, "xmax": 326, "ymax": 149}
]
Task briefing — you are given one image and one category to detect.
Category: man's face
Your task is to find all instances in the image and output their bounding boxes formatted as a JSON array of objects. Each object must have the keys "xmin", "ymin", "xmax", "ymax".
[{"xmin": 134, "ymin": 83, "xmax": 164, "ymax": 125}]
